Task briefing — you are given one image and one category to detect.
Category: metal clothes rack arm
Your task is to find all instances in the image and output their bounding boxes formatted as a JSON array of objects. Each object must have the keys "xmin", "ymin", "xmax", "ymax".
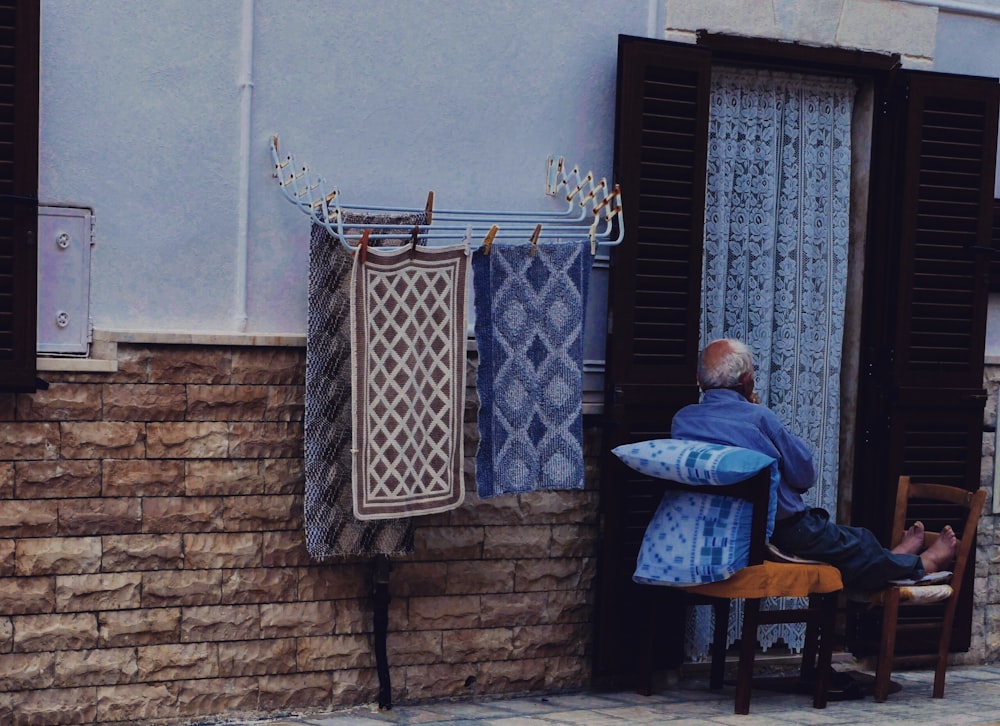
[{"xmin": 269, "ymin": 134, "xmax": 624, "ymax": 252}]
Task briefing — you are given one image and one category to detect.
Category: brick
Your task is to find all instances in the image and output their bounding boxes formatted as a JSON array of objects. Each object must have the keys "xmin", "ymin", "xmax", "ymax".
[
  {"xmin": 54, "ymin": 647, "xmax": 138, "ymax": 687},
  {"xmin": 445, "ymin": 560, "xmax": 515, "ymax": 595},
  {"xmin": 146, "ymin": 422, "xmax": 229, "ymax": 458},
  {"xmin": 57, "ymin": 498, "xmax": 142, "ymax": 536},
  {"xmin": 0, "ymin": 617, "xmax": 8, "ymax": 653},
  {"xmin": 442, "ymin": 627, "xmax": 514, "ymax": 662},
  {"xmin": 16, "ymin": 383, "xmax": 102, "ymax": 421},
  {"xmin": 223, "ymin": 494, "xmax": 300, "ymax": 531},
  {"xmin": 102, "ymin": 383, "xmax": 186, "ymax": 421},
  {"xmin": 388, "ymin": 562, "xmax": 448, "ymax": 598},
  {"xmin": 0, "ymin": 542, "xmax": 10, "ymax": 578},
  {"xmin": 183, "ymin": 532, "xmax": 262, "ymax": 569},
  {"xmin": 15, "ymin": 537, "xmax": 102, "ymax": 576},
  {"xmin": 515, "ymin": 558, "xmax": 592, "ymax": 592},
  {"xmin": 185, "ymin": 459, "xmax": 262, "ymax": 496},
  {"xmin": 221, "ymin": 568, "xmax": 297, "ymax": 604},
  {"xmin": 147, "ymin": 346, "xmax": 231, "ymax": 384},
  {"xmin": 175, "ymin": 676, "xmax": 258, "ymax": 719},
  {"xmin": 261, "ymin": 530, "xmax": 310, "ymax": 567},
  {"xmin": 113, "ymin": 344, "xmax": 155, "ymax": 383},
  {"xmin": 0, "ymin": 652, "xmax": 56, "ymax": 691},
  {"xmin": 519, "ymin": 490, "xmax": 598, "ymax": 524},
  {"xmin": 137, "ymin": 642, "xmax": 219, "ymax": 681},
  {"xmin": 335, "ymin": 597, "xmax": 379, "ymax": 635},
  {"xmin": 260, "ymin": 601, "xmax": 337, "ymax": 638},
  {"xmin": 402, "ymin": 662, "xmax": 480, "ymax": 700},
  {"xmin": 261, "ymin": 457, "xmax": 304, "ymax": 495},
  {"xmin": 10, "ymin": 686, "xmax": 98, "ymax": 726},
  {"xmin": 55, "ymin": 572, "xmax": 141, "ymax": 612},
  {"xmin": 231, "ymin": 348, "xmax": 304, "ymax": 385},
  {"xmin": 0, "ymin": 394, "xmax": 13, "ymax": 421},
  {"xmin": 103, "ymin": 459, "xmax": 185, "ymax": 497},
  {"xmin": 544, "ymin": 654, "xmax": 590, "ymax": 690},
  {"xmin": 229, "ymin": 422, "xmax": 303, "ymax": 459},
  {"xmin": 483, "ymin": 525, "xmax": 551, "ymax": 559},
  {"xmin": 142, "ymin": 496, "xmax": 224, "ymax": 533},
  {"xmin": 0, "ymin": 461, "xmax": 12, "ymax": 498},
  {"xmin": 101, "ymin": 533, "xmax": 183, "ymax": 571},
  {"xmin": 257, "ymin": 672, "xmax": 332, "ymax": 712},
  {"xmin": 296, "ymin": 564, "xmax": 368, "ymax": 601},
  {"xmin": 550, "ymin": 524, "xmax": 598, "ymax": 557},
  {"xmin": 408, "ymin": 595, "xmax": 482, "ymax": 630},
  {"xmin": 141, "ymin": 570, "xmax": 221, "ymax": 608},
  {"xmin": 413, "ymin": 526, "xmax": 484, "ymax": 560},
  {"xmin": 446, "ymin": 494, "xmax": 525, "ymax": 527},
  {"xmin": 296, "ymin": 634, "xmax": 372, "ymax": 671},
  {"xmin": 14, "ymin": 460, "xmax": 102, "ymax": 499},
  {"xmin": 386, "ymin": 629, "xmax": 442, "ymax": 666},
  {"xmin": 181, "ymin": 604, "xmax": 260, "ymax": 642},
  {"xmin": 481, "ymin": 592, "xmax": 549, "ymax": 628},
  {"xmin": 512, "ymin": 623, "xmax": 589, "ymax": 658},
  {"xmin": 60, "ymin": 422, "xmax": 145, "ymax": 459},
  {"xmin": 0, "ymin": 577, "xmax": 55, "ymax": 615},
  {"xmin": 0, "ymin": 501, "xmax": 59, "ymax": 539},
  {"xmin": 0, "ymin": 422, "xmax": 60, "ymax": 460},
  {"xmin": 329, "ymin": 668, "xmax": 378, "ymax": 704},
  {"xmin": 186, "ymin": 384, "xmax": 268, "ymax": 421},
  {"xmin": 99, "ymin": 608, "xmax": 181, "ymax": 647},
  {"xmin": 547, "ymin": 589, "xmax": 593, "ymax": 624},
  {"xmin": 266, "ymin": 385, "xmax": 304, "ymax": 422},
  {"xmin": 218, "ymin": 638, "xmax": 296, "ymax": 677},
  {"xmin": 13, "ymin": 612, "xmax": 98, "ymax": 652},
  {"xmin": 479, "ymin": 657, "xmax": 549, "ymax": 693},
  {"xmin": 95, "ymin": 682, "xmax": 177, "ymax": 723}
]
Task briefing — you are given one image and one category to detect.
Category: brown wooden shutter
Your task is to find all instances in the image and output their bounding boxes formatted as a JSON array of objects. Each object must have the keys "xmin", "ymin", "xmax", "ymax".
[
  {"xmin": 594, "ymin": 36, "xmax": 712, "ymax": 681},
  {"xmin": 852, "ymin": 70, "xmax": 999, "ymax": 654},
  {"xmin": 0, "ymin": 0, "xmax": 39, "ymax": 392}
]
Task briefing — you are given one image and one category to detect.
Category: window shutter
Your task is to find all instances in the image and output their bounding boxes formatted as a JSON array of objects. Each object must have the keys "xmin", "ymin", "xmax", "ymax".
[
  {"xmin": 0, "ymin": 0, "xmax": 39, "ymax": 392},
  {"xmin": 594, "ymin": 36, "xmax": 712, "ymax": 680},
  {"xmin": 852, "ymin": 69, "xmax": 999, "ymax": 655}
]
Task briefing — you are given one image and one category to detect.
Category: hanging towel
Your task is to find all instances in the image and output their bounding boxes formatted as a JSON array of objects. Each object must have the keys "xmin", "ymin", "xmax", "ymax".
[
  {"xmin": 472, "ymin": 239, "xmax": 593, "ymax": 497},
  {"xmin": 304, "ymin": 216, "xmax": 424, "ymax": 559},
  {"xmin": 350, "ymin": 242, "xmax": 470, "ymax": 520}
]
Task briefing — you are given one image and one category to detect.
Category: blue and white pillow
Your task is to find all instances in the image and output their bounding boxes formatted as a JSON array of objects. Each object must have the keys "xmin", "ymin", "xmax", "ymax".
[{"xmin": 612, "ymin": 439, "xmax": 779, "ymax": 585}]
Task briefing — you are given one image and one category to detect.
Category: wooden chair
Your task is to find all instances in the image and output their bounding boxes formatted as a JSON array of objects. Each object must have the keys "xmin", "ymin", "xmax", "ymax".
[
  {"xmin": 864, "ymin": 475, "xmax": 986, "ymax": 702},
  {"xmin": 636, "ymin": 468, "xmax": 843, "ymax": 715}
]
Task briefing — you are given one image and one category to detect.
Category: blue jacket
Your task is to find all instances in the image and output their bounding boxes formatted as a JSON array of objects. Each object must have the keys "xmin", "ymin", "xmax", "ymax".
[{"xmin": 671, "ymin": 388, "xmax": 816, "ymax": 520}]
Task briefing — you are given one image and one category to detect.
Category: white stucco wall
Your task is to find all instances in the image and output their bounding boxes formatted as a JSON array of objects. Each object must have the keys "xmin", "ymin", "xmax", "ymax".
[{"xmin": 39, "ymin": 0, "xmax": 652, "ymax": 336}]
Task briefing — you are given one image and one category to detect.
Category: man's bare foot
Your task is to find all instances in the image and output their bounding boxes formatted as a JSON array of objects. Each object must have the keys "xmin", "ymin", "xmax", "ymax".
[
  {"xmin": 919, "ymin": 526, "xmax": 958, "ymax": 574},
  {"xmin": 892, "ymin": 521, "xmax": 925, "ymax": 555}
]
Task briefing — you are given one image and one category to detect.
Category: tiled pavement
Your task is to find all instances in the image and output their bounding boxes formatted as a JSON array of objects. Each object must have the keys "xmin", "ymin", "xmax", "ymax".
[{"xmin": 219, "ymin": 663, "xmax": 1000, "ymax": 725}]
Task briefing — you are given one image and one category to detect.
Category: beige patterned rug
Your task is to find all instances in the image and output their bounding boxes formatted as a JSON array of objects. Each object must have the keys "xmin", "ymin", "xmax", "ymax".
[{"xmin": 350, "ymin": 242, "xmax": 470, "ymax": 519}]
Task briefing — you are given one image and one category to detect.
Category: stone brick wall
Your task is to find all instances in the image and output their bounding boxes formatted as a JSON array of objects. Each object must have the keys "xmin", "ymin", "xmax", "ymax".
[{"xmin": 0, "ymin": 343, "xmax": 598, "ymax": 725}]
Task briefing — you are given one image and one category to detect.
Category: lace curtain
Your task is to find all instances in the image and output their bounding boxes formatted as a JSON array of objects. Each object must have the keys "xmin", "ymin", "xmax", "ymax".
[{"xmin": 687, "ymin": 67, "xmax": 856, "ymax": 659}]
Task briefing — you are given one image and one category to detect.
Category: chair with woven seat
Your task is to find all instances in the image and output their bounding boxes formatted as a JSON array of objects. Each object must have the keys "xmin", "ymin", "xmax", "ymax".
[
  {"xmin": 614, "ymin": 439, "xmax": 844, "ymax": 715},
  {"xmin": 857, "ymin": 475, "xmax": 986, "ymax": 703}
]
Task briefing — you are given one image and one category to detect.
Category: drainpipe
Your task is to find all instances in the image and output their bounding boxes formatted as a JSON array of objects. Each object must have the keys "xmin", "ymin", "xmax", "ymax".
[{"xmin": 235, "ymin": 0, "xmax": 254, "ymax": 331}]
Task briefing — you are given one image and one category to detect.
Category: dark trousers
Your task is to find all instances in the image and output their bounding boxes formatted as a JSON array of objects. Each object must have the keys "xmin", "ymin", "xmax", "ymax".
[{"xmin": 770, "ymin": 508, "xmax": 923, "ymax": 591}]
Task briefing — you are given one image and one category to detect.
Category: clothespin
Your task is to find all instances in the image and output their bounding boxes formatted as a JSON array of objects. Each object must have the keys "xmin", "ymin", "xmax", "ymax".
[
  {"xmin": 356, "ymin": 228, "xmax": 371, "ymax": 264},
  {"xmin": 424, "ymin": 191, "xmax": 434, "ymax": 225},
  {"xmin": 529, "ymin": 224, "xmax": 542, "ymax": 258},
  {"xmin": 482, "ymin": 225, "xmax": 499, "ymax": 255},
  {"xmin": 589, "ymin": 224, "xmax": 598, "ymax": 256},
  {"xmin": 409, "ymin": 225, "xmax": 421, "ymax": 250}
]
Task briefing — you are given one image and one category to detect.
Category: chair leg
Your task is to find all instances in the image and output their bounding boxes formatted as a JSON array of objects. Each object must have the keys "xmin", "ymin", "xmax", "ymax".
[
  {"xmin": 800, "ymin": 595, "xmax": 821, "ymax": 681},
  {"xmin": 874, "ymin": 588, "xmax": 901, "ymax": 703},
  {"xmin": 734, "ymin": 598, "xmax": 761, "ymax": 715},
  {"xmin": 811, "ymin": 592, "xmax": 837, "ymax": 710},
  {"xmin": 709, "ymin": 600, "xmax": 731, "ymax": 690},
  {"xmin": 933, "ymin": 597, "xmax": 960, "ymax": 698}
]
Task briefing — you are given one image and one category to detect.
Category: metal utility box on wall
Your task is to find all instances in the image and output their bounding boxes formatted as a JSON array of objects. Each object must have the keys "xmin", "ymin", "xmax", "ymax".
[{"xmin": 37, "ymin": 206, "xmax": 94, "ymax": 354}]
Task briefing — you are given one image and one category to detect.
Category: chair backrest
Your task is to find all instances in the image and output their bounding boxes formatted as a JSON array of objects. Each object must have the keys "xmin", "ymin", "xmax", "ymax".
[{"xmin": 891, "ymin": 475, "xmax": 987, "ymax": 592}]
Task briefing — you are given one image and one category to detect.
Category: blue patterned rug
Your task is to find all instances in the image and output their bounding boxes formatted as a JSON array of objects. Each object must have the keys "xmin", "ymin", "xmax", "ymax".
[{"xmin": 472, "ymin": 240, "xmax": 593, "ymax": 497}]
